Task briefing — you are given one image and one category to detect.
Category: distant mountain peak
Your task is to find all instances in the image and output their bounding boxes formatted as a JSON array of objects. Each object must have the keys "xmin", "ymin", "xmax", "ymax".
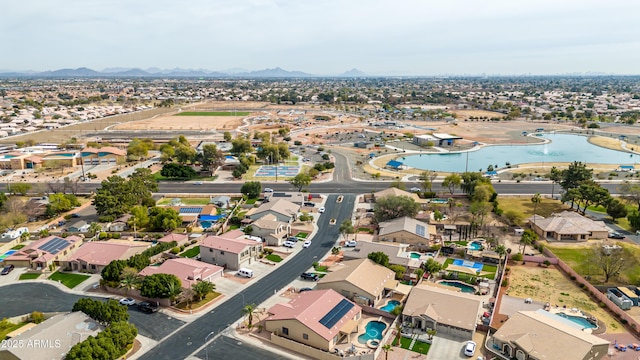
[{"xmin": 339, "ymin": 68, "xmax": 367, "ymax": 77}]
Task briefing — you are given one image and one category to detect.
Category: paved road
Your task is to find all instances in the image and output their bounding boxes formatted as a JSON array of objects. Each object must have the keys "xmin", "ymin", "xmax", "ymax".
[
  {"xmin": 195, "ymin": 333, "xmax": 288, "ymax": 360},
  {"xmin": 139, "ymin": 194, "xmax": 355, "ymax": 360},
  {"xmin": 0, "ymin": 283, "xmax": 185, "ymax": 341}
]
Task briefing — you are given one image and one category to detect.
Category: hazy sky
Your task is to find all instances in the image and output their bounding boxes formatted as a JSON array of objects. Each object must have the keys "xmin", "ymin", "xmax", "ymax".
[{"xmin": 2, "ymin": 0, "xmax": 640, "ymax": 75}]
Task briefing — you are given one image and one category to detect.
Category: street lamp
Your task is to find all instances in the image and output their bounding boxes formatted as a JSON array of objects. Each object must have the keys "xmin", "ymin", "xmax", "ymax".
[{"xmin": 204, "ymin": 331, "xmax": 215, "ymax": 360}]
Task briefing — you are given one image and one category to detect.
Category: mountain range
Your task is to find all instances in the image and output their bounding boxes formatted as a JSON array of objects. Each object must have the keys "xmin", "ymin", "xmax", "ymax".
[{"xmin": 0, "ymin": 67, "xmax": 371, "ymax": 78}]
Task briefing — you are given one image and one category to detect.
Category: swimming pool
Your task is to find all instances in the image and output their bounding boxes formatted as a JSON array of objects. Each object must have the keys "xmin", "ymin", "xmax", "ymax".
[
  {"xmin": 468, "ymin": 242, "xmax": 482, "ymax": 251},
  {"xmin": 452, "ymin": 259, "xmax": 483, "ymax": 270},
  {"xmin": 357, "ymin": 321, "xmax": 387, "ymax": 344},
  {"xmin": 0, "ymin": 250, "xmax": 17, "ymax": 260},
  {"xmin": 555, "ymin": 313, "xmax": 597, "ymax": 330},
  {"xmin": 410, "ymin": 252, "xmax": 421, "ymax": 259},
  {"xmin": 438, "ymin": 280, "xmax": 476, "ymax": 294},
  {"xmin": 379, "ymin": 300, "xmax": 401, "ymax": 312}
]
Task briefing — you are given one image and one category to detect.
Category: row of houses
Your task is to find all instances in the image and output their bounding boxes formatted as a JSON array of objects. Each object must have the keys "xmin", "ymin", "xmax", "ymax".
[{"xmin": 0, "ymin": 146, "xmax": 125, "ymax": 170}]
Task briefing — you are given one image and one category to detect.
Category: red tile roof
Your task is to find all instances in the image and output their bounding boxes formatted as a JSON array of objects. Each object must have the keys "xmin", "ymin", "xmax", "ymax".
[
  {"xmin": 139, "ymin": 258, "xmax": 223, "ymax": 288},
  {"xmin": 201, "ymin": 235, "xmax": 257, "ymax": 254}
]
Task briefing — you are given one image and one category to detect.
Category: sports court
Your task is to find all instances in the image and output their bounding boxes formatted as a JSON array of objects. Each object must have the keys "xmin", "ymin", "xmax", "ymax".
[
  {"xmin": 255, "ymin": 165, "xmax": 300, "ymax": 177},
  {"xmin": 452, "ymin": 259, "xmax": 484, "ymax": 270}
]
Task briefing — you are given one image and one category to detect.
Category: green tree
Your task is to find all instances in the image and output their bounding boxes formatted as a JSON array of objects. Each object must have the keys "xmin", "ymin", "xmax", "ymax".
[
  {"xmin": 367, "ymin": 252, "xmax": 390, "ymax": 267},
  {"xmin": 126, "ymin": 138, "xmax": 155, "ymax": 160},
  {"xmin": 423, "ymin": 258, "xmax": 443, "ymax": 275},
  {"xmin": 140, "ymin": 273, "xmax": 182, "ymax": 299},
  {"xmin": 72, "ymin": 298, "xmax": 129, "ymax": 326},
  {"xmin": 382, "ymin": 344, "xmax": 393, "ymax": 360},
  {"xmin": 374, "ymin": 195, "xmax": 420, "ymax": 222},
  {"xmin": 192, "ymin": 281, "xmax": 215, "ymax": 301},
  {"xmin": 442, "ymin": 173, "xmax": 461, "ymax": 195},
  {"xmin": 520, "ymin": 229, "xmax": 538, "ymax": 255},
  {"xmin": 419, "ymin": 170, "xmax": 437, "ymax": 193},
  {"xmin": 88, "ymin": 222, "xmax": 102, "ymax": 235},
  {"xmin": 201, "ymin": 144, "xmax": 225, "ymax": 176},
  {"xmin": 45, "ymin": 193, "xmax": 76, "ymax": 215},
  {"xmin": 242, "ymin": 303, "xmax": 257, "ymax": 327},
  {"xmin": 495, "ymin": 245, "xmax": 507, "ymax": 262},
  {"xmin": 570, "ymin": 181, "xmax": 611, "ymax": 214},
  {"xmin": 174, "ymin": 144, "xmax": 197, "ymax": 164},
  {"xmin": 231, "ymin": 138, "xmax": 252, "ymax": 155},
  {"xmin": 592, "ymin": 244, "xmax": 626, "ymax": 283},
  {"xmin": 389, "ymin": 264, "xmax": 406, "ymax": 280},
  {"xmin": 339, "ymin": 219, "xmax": 355, "ymax": 240},
  {"xmin": 101, "ymin": 260, "xmax": 128, "ymax": 282},
  {"xmin": 241, "ymin": 181, "xmax": 262, "ymax": 199},
  {"xmin": 148, "ymin": 207, "xmax": 181, "ymax": 231},
  {"xmin": 119, "ymin": 267, "xmax": 141, "ymax": 295},
  {"xmin": 129, "ymin": 205, "xmax": 150, "ymax": 229},
  {"xmin": 619, "ymin": 181, "xmax": 640, "ymax": 211},
  {"xmin": 9, "ymin": 183, "xmax": 31, "ymax": 196},
  {"xmin": 559, "ymin": 161, "xmax": 593, "ymax": 195},
  {"xmin": 161, "ymin": 163, "xmax": 197, "ymax": 179},
  {"xmin": 607, "ymin": 198, "xmax": 628, "ymax": 222},
  {"xmin": 461, "ymin": 172, "xmax": 491, "ymax": 199},
  {"xmin": 289, "ymin": 173, "xmax": 312, "ymax": 192},
  {"xmin": 223, "ymin": 131, "xmax": 232, "ymax": 142},
  {"xmin": 531, "ymin": 193, "xmax": 542, "ymax": 223}
]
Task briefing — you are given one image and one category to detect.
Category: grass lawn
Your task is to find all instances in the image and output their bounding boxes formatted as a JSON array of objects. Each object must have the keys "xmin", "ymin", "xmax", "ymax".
[
  {"xmin": 357, "ymin": 227, "xmax": 374, "ymax": 234},
  {"xmin": 228, "ymin": 224, "xmax": 240, "ymax": 230},
  {"xmin": 547, "ymin": 242, "xmax": 640, "ymax": 284},
  {"xmin": 314, "ymin": 265, "xmax": 329, "ymax": 272},
  {"xmin": 499, "ymin": 196, "xmax": 569, "ymax": 219},
  {"xmin": 175, "ymin": 291, "xmax": 222, "ymax": 310},
  {"xmin": 48, "ymin": 271, "xmax": 90, "ymax": 289},
  {"xmin": 152, "ymin": 172, "xmax": 217, "ymax": 182},
  {"xmin": 408, "ymin": 339, "xmax": 431, "ymax": 355},
  {"xmin": 157, "ymin": 197, "xmax": 211, "ymax": 206},
  {"xmin": 482, "ymin": 264, "xmax": 498, "ymax": 273},
  {"xmin": 296, "ymin": 232, "xmax": 308, "ymax": 239},
  {"xmin": 176, "ymin": 111, "xmax": 250, "ymax": 116},
  {"xmin": 19, "ymin": 273, "xmax": 41, "ymax": 280},
  {"xmin": 266, "ymin": 254, "xmax": 283, "ymax": 263},
  {"xmin": 444, "ymin": 241, "xmax": 468, "ymax": 246},
  {"xmin": 0, "ymin": 321, "xmax": 30, "ymax": 340},
  {"xmin": 11, "ymin": 244, "xmax": 25, "ymax": 250},
  {"xmin": 180, "ymin": 246, "xmax": 200, "ymax": 258},
  {"xmin": 245, "ymin": 198, "xmax": 257, "ymax": 205}
]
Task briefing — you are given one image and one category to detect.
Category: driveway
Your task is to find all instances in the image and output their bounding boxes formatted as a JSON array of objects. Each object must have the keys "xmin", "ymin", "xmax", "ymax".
[{"xmin": 428, "ymin": 334, "xmax": 473, "ymax": 359}]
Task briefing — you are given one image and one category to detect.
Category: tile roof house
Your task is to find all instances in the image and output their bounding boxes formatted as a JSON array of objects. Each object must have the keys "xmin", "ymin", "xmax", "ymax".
[
  {"xmin": 61, "ymin": 241, "xmax": 149, "ymax": 273},
  {"xmin": 402, "ymin": 284, "xmax": 483, "ymax": 340},
  {"xmin": 250, "ymin": 214, "xmax": 291, "ymax": 246},
  {"xmin": 529, "ymin": 211, "xmax": 608, "ymax": 242},
  {"xmin": 378, "ymin": 216, "xmax": 431, "ymax": 244},
  {"xmin": 315, "ymin": 258, "xmax": 398, "ymax": 307},
  {"xmin": 265, "ymin": 289, "xmax": 362, "ymax": 352},
  {"xmin": 168, "ymin": 204, "xmax": 218, "ymax": 223},
  {"xmin": 139, "ymin": 258, "xmax": 223, "ymax": 289},
  {"xmin": 0, "ymin": 312, "xmax": 104, "ymax": 360},
  {"xmin": 246, "ymin": 198, "xmax": 300, "ymax": 223},
  {"xmin": 3, "ymin": 235, "xmax": 83, "ymax": 270},
  {"xmin": 491, "ymin": 310, "xmax": 609, "ymax": 360},
  {"xmin": 199, "ymin": 234, "xmax": 262, "ymax": 270},
  {"xmin": 157, "ymin": 233, "xmax": 190, "ymax": 247}
]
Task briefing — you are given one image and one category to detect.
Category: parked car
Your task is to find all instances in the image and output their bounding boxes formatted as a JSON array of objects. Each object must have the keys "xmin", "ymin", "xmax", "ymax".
[
  {"xmin": 299, "ymin": 287, "xmax": 313, "ymax": 292},
  {"xmin": 287, "ymin": 236, "xmax": 299, "ymax": 242},
  {"xmin": 264, "ymin": 188, "xmax": 274, "ymax": 193},
  {"xmin": 303, "ymin": 240, "xmax": 312, "ymax": 248},
  {"xmin": 410, "ymin": 187, "xmax": 421, "ymax": 192},
  {"xmin": 304, "ymin": 202, "xmax": 315, "ymax": 207},
  {"xmin": 609, "ymin": 232, "xmax": 625, "ymax": 239},
  {"xmin": 301, "ymin": 272, "xmax": 319, "ymax": 281},
  {"xmin": 464, "ymin": 341, "xmax": 476, "ymax": 357},
  {"xmin": 1, "ymin": 264, "xmax": 14, "ymax": 275},
  {"xmin": 70, "ymin": 213, "xmax": 80, "ymax": 218},
  {"xmin": 57, "ymin": 220, "xmax": 66, "ymax": 226},
  {"xmin": 119, "ymin": 297, "xmax": 136, "ymax": 306},
  {"xmin": 137, "ymin": 301, "xmax": 159, "ymax": 313},
  {"xmin": 283, "ymin": 241, "xmax": 296, "ymax": 248},
  {"xmin": 318, "ymin": 207, "xmax": 325, "ymax": 213},
  {"xmin": 344, "ymin": 240, "xmax": 357, "ymax": 247}
]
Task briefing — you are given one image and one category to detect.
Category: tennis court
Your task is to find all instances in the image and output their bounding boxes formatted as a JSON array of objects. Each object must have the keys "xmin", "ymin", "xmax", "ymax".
[{"xmin": 255, "ymin": 165, "xmax": 300, "ymax": 177}]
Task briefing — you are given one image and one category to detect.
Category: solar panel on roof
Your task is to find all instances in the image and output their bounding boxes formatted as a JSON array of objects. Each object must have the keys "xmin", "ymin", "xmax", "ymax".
[
  {"xmin": 319, "ymin": 299, "xmax": 354, "ymax": 329},
  {"xmin": 179, "ymin": 207, "xmax": 203, "ymax": 214},
  {"xmin": 416, "ymin": 224, "xmax": 426, "ymax": 237},
  {"xmin": 38, "ymin": 237, "xmax": 70, "ymax": 255}
]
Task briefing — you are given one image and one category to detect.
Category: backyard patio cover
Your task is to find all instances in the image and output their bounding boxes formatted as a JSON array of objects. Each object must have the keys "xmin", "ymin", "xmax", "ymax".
[{"xmin": 446, "ymin": 264, "xmax": 479, "ymax": 276}]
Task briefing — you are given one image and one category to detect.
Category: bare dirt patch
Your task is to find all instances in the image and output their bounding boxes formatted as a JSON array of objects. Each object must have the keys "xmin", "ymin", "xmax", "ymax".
[
  {"xmin": 506, "ymin": 265, "xmax": 624, "ymax": 333},
  {"xmin": 588, "ymin": 135, "xmax": 626, "ymax": 152},
  {"xmin": 112, "ymin": 114, "xmax": 246, "ymax": 131}
]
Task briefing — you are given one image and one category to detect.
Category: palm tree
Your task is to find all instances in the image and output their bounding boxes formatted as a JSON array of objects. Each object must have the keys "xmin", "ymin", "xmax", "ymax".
[
  {"xmin": 242, "ymin": 303, "xmax": 257, "ymax": 327},
  {"xmin": 426, "ymin": 328, "xmax": 437, "ymax": 340},
  {"xmin": 192, "ymin": 281, "xmax": 215, "ymax": 301},
  {"xmin": 520, "ymin": 229, "xmax": 538, "ymax": 255},
  {"xmin": 119, "ymin": 267, "xmax": 141, "ymax": 295},
  {"xmin": 531, "ymin": 193, "xmax": 542, "ymax": 225},
  {"xmin": 495, "ymin": 245, "xmax": 507, "ymax": 263},
  {"xmin": 382, "ymin": 344, "xmax": 393, "ymax": 360},
  {"xmin": 166, "ymin": 280, "xmax": 182, "ymax": 305}
]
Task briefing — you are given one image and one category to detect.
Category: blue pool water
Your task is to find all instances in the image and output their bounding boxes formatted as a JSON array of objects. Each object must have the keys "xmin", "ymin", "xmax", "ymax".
[
  {"xmin": 379, "ymin": 300, "xmax": 401, "ymax": 312},
  {"xmin": 401, "ymin": 134, "xmax": 638, "ymax": 172},
  {"xmin": 0, "ymin": 250, "xmax": 17, "ymax": 260},
  {"xmin": 439, "ymin": 281, "xmax": 476, "ymax": 294},
  {"xmin": 410, "ymin": 252, "xmax": 421, "ymax": 259},
  {"xmin": 357, "ymin": 321, "xmax": 387, "ymax": 344},
  {"xmin": 452, "ymin": 259, "xmax": 483, "ymax": 270},
  {"xmin": 555, "ymin": 313, "xmax": 597, "ymax": 329},
  {"xmin": 468, "ymin": 242, "xmax": 482, "ymax": 251}
]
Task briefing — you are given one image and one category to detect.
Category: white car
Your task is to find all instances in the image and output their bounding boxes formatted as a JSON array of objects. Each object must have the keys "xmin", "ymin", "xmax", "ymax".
[
  {"xmin": 283, "ymin": 241, "xmax": 296, "ymax": 248},
  {"xmin": 344, "ymin": 240, "xmax": 357, "ymax": 247},
  {"xmin": 464, "ymin": 341, "xmax": 476, "ymax": 356},
  {"xmin": 264, "ymin": 188, "xmax": 274, "ymax": 193},
  {"xmin": 410, "ymin": 187, "xmax": 421, "ymax": 192},
  {"xmin": 318, "ymin": 207, "xmax": 325, "ymax": 213},
  {"xmin": 119, "ymin": 298, "xmax": 136, "ymax": 306},
  {"xmin": 303, "ymin": 240, "xmax": 312, "ymax": 248}
]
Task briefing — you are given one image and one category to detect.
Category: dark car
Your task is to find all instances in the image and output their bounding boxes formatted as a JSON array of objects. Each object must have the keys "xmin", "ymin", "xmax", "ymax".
[
  {"xmin": 71, "ymin": 213, "xmax": 80, "ymax": 218},
  {"xmin": 137, "ymin": 301, "xmax": 159, "ymax": 313},
  {"xmin": 299, "ymin": 287, "xmax": 313, "ymax": 292},
  {"xmin": 57, "ymin": 220, "xmax": 66, "ymax": 226},
  {"xmin": 304, "ymin": 202, "xmax": 315, "ymax": 207},
  {"xmin": 609, "ymin": 232, "xmax": 625, "ymax": 239},
  {"xmin": 1, "ymin": 265, "xmax": 14, "ymax": 275},
  {"xmin": 301, "ymin": 272, "xmax": 319, "ymax": 281}
]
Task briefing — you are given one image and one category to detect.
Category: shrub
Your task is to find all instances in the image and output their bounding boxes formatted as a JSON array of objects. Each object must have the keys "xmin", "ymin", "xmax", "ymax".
[
  {"xmin": 264, "ymin": 248, "xmax": 274, "ymax": 255},
  {"xmin": 170, "ymin": 247, "xmax": 180, "ymax": 254},
  {"xmin": 501, "ymin": 278, "xmax": 509, "ymax": 287},
  {"xmin": 30, "ymin": 311, "xmax": 45, "ymax": 324},
  {"xmin": 570, "ymin": 275, "xmax": 576, "ymax": 281},
  {"xmin": 511, "ymin": 253, "xmax": 523, "ymax": 262},
  {"xmin": 599, "ymin": 302, "xmax": 606, "ymax": 308},
  {"xmin": 543, "ymin": 260, "xmax": 551, "ymax": 266},
  {"xmin": 191, "ymin": 239, "xmax": 197, "ymax": 244}
]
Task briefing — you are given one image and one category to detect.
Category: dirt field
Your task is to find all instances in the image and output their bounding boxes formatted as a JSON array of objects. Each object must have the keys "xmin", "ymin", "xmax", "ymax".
[
  {"xmin": 112, "ymin": 114, "xmax": 247, "ymax": 131},
  {"xmin": 451, "ymin": 109, "xmax": 506, "ymax": 119},
  {"xmin": 506, "ymin": 265, "xmax": 625, "ymax": 333}
]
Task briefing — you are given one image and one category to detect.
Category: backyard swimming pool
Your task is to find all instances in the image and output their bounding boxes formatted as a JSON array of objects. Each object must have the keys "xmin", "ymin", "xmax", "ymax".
[
  {"xmin": 452, "ymin": 259, "xmax": 483, "ymax": 271},
  {"xmin": 357, "ymin": 321, "xmax": 387, "ymax": 344},
  {"xmin": 555, "ymin": 312, "xmax": 597, "ymax": 330},
  {"xmin": 379, "ymin": 300, "xmax": 401, "ymax": 312},
  {"xmin": 410, "ymin": 252, "xmax": 421, "ymax": 259},
  {"xmin": 0, "ymin": 250, "xmax": 17, "ymax": 260},
  {"xmin": 468, "ymin": 241, "xmax": 482, "ymax": 251},
  {"xmin": 438, "ymin": 280, "xmax": 476, "ymax": 294}
]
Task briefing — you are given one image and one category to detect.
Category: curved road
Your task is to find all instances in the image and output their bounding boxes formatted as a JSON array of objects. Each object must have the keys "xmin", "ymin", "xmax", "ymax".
[{"xmin": 140, "ymin": 194, "xmax": 355, "ymax": 360}]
